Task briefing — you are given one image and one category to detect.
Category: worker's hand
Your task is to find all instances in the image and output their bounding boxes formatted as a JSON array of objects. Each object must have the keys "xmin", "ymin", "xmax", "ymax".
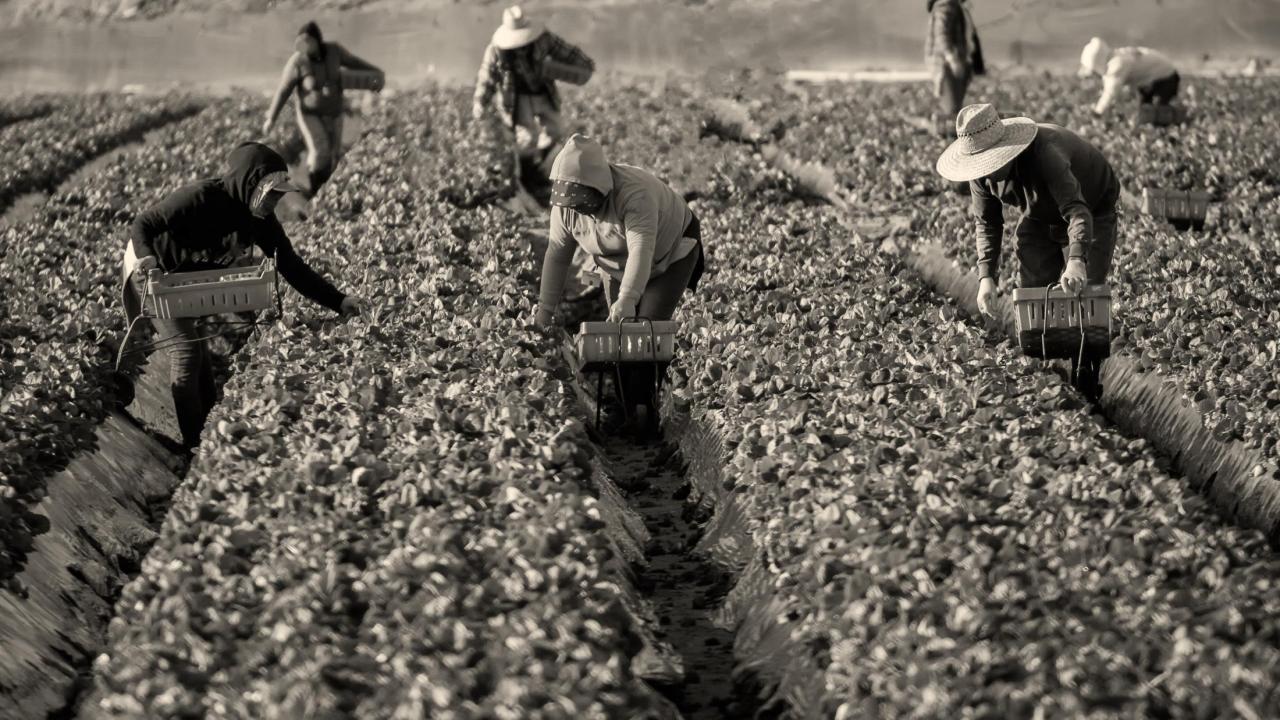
[
  {"xmin": 947, "ymin": 58, "xmax": 967, "ymax": 81},
  {"xmin": 135, "ymin": 255, "xmax": 158, "ymax": 273},
  {"xmin": 976, "ymin": 277, "xmax": 998, "ymax": 319},
  {"xmin": 340, "ymin": 296, "xmax": 363, "ymax": 315},
  {"xmin": 1059, "ymin": 258, "xmax": 1089, "ymax": 295},
  {"xmin": 471, "ymin": 102, "xmax": 485, "ymax": 122},
  {"xmin": 535, "ymin": 307, "xmax": 556, "ymax": 328},
  {"xmin": 607, "ymin": 301, "xmax": 636, "ymax": 324}
]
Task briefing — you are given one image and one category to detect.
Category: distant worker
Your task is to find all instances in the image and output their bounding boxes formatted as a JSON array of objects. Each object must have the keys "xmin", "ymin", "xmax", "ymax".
[
  {"xmin": 934, "ymin": 104, "xmax": 1120, "ymax": 316},
  {"xmin": 473, "ymin": 5, "xmax": 595, "ymax": 179},
  {"xmin": 926, "ymin": 0, "xmax": 985, "ymax": 134},
  {"xmin": 1079, "ymin": 37, "xmax": 1179, "ymax": 115},
  {"xmin": 121, "ymin": 142, "xmax": 361, "ymax": 450},
  {"xmin": 262, "ymin": 21, "xmax": 384, "ymax": 196},
  {"xmin": 536, "ymin": 135, "xmax": 706, "ymax": 428}
]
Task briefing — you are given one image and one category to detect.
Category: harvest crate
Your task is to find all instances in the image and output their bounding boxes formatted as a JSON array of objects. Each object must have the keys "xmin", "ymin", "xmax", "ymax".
[
  {"xmin": 341, "ymin": 69, "xmax": 385, "ymax": 92},
  {"xmin": 141, "ymin": 259, "xmax": 278, "ymax": 319},
  {"xmin": 1136, "ymin": 104, "xmax": 1187, "ymax": 127},
  {"xmin": 1142, "ymin": 187, "xmax": 1210, "ymax": 230},
  {"xmin": 543, "ymin": 58, "xmax": 593, "ymax": 86},
  {"xmin": 577, "ymin": 320, "xmax": 678, "ymax": 370},
  {"xmin": 1012, "ymin": 284, "xmax": 1112, "ymax": 360}
]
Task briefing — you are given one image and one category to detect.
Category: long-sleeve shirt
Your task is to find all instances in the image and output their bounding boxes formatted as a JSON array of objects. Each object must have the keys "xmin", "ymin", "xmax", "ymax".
[
  {"xmin": 130, "ymin": 179, "xmax": 345, "ymax": 312},
  {"xmin": 1094, "ymin": 47, "xmax": 1177, "ymax": 113},
  {"xmin": 474, "ymin": 32, "xmax": 594, "ymax": 119},
  {"xmin": 925, "ymin": 0, "xmax": 973, "ymax": 72},
  {"xmin": 539, "ymin": 164, "xmax": 694, "ymax": 314},
  {"xmin": 970, "ymin": 124, "xmax": 1120, "ymax": 281}
]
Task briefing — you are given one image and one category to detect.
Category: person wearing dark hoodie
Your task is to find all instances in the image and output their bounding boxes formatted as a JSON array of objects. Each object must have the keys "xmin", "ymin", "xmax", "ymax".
[
  {"xmin": 926, "ymin": 0, "xmax": 985, "ymax": 135},
  {"xmin": 262, "ymin": 21, "xmax": 383, "ymax": 195},
  {"xmin": 121, "ymin": 142, "xmax": 360, "ymax": 449},
  {"xmin": 536, "ymin": 134, "xmax": 705, "ymax": 424}
]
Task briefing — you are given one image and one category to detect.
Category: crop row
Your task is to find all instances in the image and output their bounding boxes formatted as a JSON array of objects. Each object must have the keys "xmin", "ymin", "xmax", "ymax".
[
  {"xmin": 651, "ymin": 134, "xmax": 1280, "ymax": 717},
  {"xmin": 0, "ymin": 92, "xmax": 204, "ymax": 218},
  {"xmin": 87, "ymin": 88, "xmax": 673, "ymax": 719},
  {"xmin": 723, "ymin": 75, "xmax": 1280, "ymax": 486},
  {"xmin": 0, "ymin": 96, "xmax": 265, "ymax": 585},
  {"xmin": 0, "ymin": 93, "xmax": 55, "ymax": 131}
]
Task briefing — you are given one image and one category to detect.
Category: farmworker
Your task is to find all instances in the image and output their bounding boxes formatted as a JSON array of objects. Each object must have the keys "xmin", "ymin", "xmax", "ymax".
[
  {"xmin": 262, "ymin": 21, "xmax": 384, "ymax": 195},
  {"xmin": 472, "ymin": 5, "xmax": 595, "ymax": 178},
  {"xmin": 121, "ymin": 142, "xmax": 361, "ymax": 450},
  {"xmin": 536, "ymin": 134, "xmax": 705, "ymax": 424},
  {"xmin": 935, "ymin": 103, "xmax": 1120, "ymax": 316},
  {"xmin": 926, "ymin": 0, "xmax": 985, "ymax": 133},
  {"xmin": 1079, "ymin": 37, "xmax": 1180, "ymax": 115}
]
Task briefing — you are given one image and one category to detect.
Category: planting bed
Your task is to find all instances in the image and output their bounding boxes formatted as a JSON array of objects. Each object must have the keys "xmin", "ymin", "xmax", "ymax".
[{"xmin": 0, "ymin": 92, "xmax": 203, "ymax": 220}]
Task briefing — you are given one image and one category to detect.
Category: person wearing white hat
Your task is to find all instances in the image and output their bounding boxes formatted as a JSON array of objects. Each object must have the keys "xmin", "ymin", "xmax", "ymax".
[
  {"xmin": 472, "ymin": 5, "xmax": 595, "ymax": 175},
  {"xmin": 926, "ymin": 0, "xmax": 985, "ymax": 134},
  {"xmin": 936, "ymin": 104, "xmax": 1121, "ymax": 317},
  {"xmin": 121, "ymin": 142, "xmax": 360, "ymax": 449},
  {"xmin": 1079, "ymin": 37, "xmax": 1179, "ymax": 115}
]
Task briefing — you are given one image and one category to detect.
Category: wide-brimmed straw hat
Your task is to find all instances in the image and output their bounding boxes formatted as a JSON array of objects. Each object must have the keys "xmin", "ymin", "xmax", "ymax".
[
  {"xmin": 935, "ymin": 104, "xmax": 1038, "ymax": 183},
  {"xmin": 492, "ymin": 6, "xmax": 544, "ymax": 50}
]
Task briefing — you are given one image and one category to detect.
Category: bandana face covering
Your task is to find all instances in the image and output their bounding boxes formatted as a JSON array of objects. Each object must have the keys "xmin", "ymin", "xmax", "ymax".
[{"xmin": 550, "ymin": 180, "xmax": 605, "ymax": 212}]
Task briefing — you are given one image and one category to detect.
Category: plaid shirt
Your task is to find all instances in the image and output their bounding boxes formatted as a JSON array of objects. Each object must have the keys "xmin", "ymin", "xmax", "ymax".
[{"xmin": 473, "ymin": 32, "xmax": 594, "ymax": 120}]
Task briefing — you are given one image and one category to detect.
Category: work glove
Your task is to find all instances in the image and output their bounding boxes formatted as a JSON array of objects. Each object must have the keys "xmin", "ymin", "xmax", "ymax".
[
  {"xmin": 340, "ymin": 296, "xmax": 364, "ymax": 315},
  {"xmin": 607, "ymin": 300, "xmax": 637, "ymax": 324},
  {"xmin": 1059, "ymin": 258, "xmax": 1088, "ymax": 295},
  {"xmin": 535, "ymin": 307, "xmax": 557, "ymax": 328}
]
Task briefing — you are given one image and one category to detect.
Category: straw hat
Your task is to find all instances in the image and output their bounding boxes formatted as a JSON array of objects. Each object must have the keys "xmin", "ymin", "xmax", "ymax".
[
  {"xmin": 935, "ymin": 104, "xmax": 1038, "ymax": 183},
  {"xmin": 492, "ymin": 6, "xmax": 544, "ymax": 50},
  {"xmin": 1079, "ymin": 37, "xmax": 1111, "ymax": 78}
]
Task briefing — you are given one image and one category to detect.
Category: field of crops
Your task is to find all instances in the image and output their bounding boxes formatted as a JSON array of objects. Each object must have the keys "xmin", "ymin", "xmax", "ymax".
[{"xmin": 2, "ymin": 75, "xmax": 1280, "ymax": 720}]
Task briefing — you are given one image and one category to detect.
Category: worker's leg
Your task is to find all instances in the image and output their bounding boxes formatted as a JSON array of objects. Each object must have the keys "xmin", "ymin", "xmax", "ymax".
[
  {"xmin": 938, "ymin": 64, "xmax": 971, "ymax": 133},
  {"xmin": 1150, "ymin": 72, "xmax": 1180, "ymax": 106},
  {"xmin": 512, "ymin": 95, "xmax": 540, "ymax": 160},
  {"xmin": 636, "ymin": 247, "xmax": 700, "ymax": 321},
  {"xmin": 296, "ymin": 108, "xmax": 326, "ymax": 173},
  {"xmin": 1015, "ymin": 215, "xmax": 1065, "ymax": 288},
  {"xmin": 152, "ymin": 315, "xmax": 212, "ymax": 449},
  {"xmin": 531, "ymin": 95, "xmax": 566, "ymax": 174}
]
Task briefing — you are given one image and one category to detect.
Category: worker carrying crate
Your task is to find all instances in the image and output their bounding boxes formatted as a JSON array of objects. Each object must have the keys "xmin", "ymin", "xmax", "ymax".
[
  {"xmin": 118, "ymin": 141, "xmax": 362, "ymax": 450},
  {"xmin": 935, "ymin": 104, "xmax": 1120, "ymax": 396},
  {"xmin": 262, "ymin": 21, "xmax": 385, "ymax": 197},
  {"xmin": 535, "ymin": 134, "xmax": 706, "ymax": 435}
]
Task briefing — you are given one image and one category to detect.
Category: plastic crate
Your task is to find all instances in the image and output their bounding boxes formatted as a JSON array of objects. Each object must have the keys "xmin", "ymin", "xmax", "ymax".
[
  {"xmin": 543, "ymin": 58, "xmax": 594, "ymax": 86},
  {"xmin": 577, "ymin": 320, "xmax": 678, "ymax": 368},
  {"xmin": 1136, "ymin": 104, "xmax": 1186, "ymax": 127},
  {"xmin": 143, "ymin": 259, "xmax": 277, "ymax": 319},
  {"xmin": 341, "ymin": 69, "xmax": 385, "ymax": 91},
  {"xmin": 1012, "ymin": 284, "xmax": 1112, "ymax": 360},
  {"xmin": 1142, "ymin": 187, "xmax": 1210, "ymax": 229}
]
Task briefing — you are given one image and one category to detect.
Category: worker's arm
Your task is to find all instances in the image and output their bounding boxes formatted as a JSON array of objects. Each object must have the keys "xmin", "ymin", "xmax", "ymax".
[
  {"xmin": 129, "ymin": 185, "xmax": 201, "ymax": 270},
  {"xmin": 537, "ymin": 208, "xmax": 581, "ymax": 316},
  {"xmin": 616, "ymin": 190, "xmax": 659, "ymax": 317},
  {"xmin": 971, "ymin": 180, "xmax": 1005, "ymax": 281},
  {"xmin": 1093, "ymin": 56, "xmax": 1130, "ymax": 114},
  {"xmin": 336, "ymin": 44, "xmax": 381, "ymax": 73},
  {"xmin": 1037, "ymin": 142, "xmax": 1093, "ymax": 264},
  {"xmin": 264, "ymin": 55, "xmax": 301, "ymax": 131},
  {"xmin": 262, "ymin": 220, "xmax": 346, "ymax": 312},
  {"xmin": 544, "ymin": 32, "xmax": 595, "ymax": 74},
  {"xmin": 473, "ymin": 43, "xmax": 501, "ymax": 115}
]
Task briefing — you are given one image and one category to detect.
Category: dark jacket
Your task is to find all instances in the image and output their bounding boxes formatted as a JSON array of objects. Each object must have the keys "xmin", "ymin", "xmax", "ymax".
[
  {"xmin": 124, "ymin": 142, "xmax": 345, "ymax": 316},
  {"xmin": 970, "ymin": 124, "xmax": 1121, "ymax": 280}
]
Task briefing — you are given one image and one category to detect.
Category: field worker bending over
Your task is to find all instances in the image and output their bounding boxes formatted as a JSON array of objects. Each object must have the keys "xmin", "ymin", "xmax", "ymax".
[
  {"xmin": 926, "ymin": 0, "xmax": 985, "ymax": 132},
  {"xmin": 1079, "ymin": 37, "xmax": 1179, "ymax": 115},
  {"xmin": 473, "ymin": 5, "xmax": 595, "ymax": 177},
  {"xmin": 121, "ymin": 142, "xmax": 361, "ymax": 449},
  {"xmin": 536, "ymin": 134, "xmax": 706, "ymax": 418},
  {"xmin": 262, "ymin": 21, "xmax": 384, "ymax": 195},
  {"xmin": 935, "ymin": 104, "xmax": 1121, "ymax": 317}
]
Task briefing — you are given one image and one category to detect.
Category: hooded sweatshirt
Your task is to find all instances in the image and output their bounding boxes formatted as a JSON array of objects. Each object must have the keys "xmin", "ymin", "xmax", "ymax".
[
  {"xmin": 1081, "ymin": 38, "xmax": 1178, "ymax": 113},
  {"xmin": 538, "ymin": 135, "xmax": 694, "ymax": 314},
  {"xmin": 127, "ymin": 142, "xmax": 345, "ymax": 312}
]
